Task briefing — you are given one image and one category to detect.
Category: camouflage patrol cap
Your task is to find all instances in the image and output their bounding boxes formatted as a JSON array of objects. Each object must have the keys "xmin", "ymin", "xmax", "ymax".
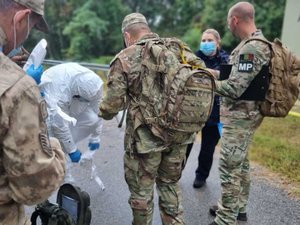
[
  {"xmin": 121, "ymin": 13, "xmax": 148, "ymax": 33},
  {"xmin": 13, "ymin": 0, "xmax": 49, "ymax": 33}
]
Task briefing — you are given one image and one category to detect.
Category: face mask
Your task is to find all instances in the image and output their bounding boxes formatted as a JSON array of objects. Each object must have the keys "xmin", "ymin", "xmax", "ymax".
[
  {"xmin": 200, "ymin": 41, "xmax": 216, "ymax": 56},
  {"xmin": 7, "ymin": 46, "xmax": 23, "ymax": 58},
  {"xmin": 7, "ymin": 13, "xmax": 30, "ymax": 58}
]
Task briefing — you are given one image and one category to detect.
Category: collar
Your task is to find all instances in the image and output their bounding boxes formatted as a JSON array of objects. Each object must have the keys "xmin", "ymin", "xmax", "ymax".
[
  {"xmin": 251, "ymin": 29, "xmax": 262, "ymax": 37},
  {"xmin": 136, "ymin": 33, "xmax": 160, "ymax": 44}
]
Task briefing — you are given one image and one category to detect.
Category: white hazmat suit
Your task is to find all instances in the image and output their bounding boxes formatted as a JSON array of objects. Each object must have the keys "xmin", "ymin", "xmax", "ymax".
[{"xmin": 39, "ymin": 63, "xmax": 103, "ymax": 162}]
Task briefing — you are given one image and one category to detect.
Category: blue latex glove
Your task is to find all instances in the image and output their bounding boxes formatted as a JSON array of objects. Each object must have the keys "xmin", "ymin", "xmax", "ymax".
[
  {"xmin": 26, "ymin": 64, "xmax": 43, "ymax": 84},
  {"xmin": 217, "ymin": 122, "xmax": 223, "ymax": 137},
  {"xmin": 68, "ymin": 149, "xmax": 82, "ymax": 163},
  {"xmin": 88, "ymin": 142, "xmax": 100, "ymax": 151}
]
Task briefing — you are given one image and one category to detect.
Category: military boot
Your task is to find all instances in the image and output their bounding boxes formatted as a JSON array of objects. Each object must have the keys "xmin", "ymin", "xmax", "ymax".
[
  {"xmin": 209, "ymin": 222, "xmax": 218, "ymax": 225},
  {"xmin": 209, "ymin": 205, "xmax": 248, "ymax": 221}
]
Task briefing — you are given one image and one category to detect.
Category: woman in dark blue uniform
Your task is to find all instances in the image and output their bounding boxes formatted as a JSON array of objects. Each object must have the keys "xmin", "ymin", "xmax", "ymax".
[{"xmin": 186, "ymin": 29, "xmax": 229, "ymax": 188}]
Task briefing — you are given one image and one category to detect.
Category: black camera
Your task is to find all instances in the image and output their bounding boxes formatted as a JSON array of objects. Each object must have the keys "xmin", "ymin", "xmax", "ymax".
[{"xmin": 31, "ymin": 183, "xmax": 91, "ymax": 225}]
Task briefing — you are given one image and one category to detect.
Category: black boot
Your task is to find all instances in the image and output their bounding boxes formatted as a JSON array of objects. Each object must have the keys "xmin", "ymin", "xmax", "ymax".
[
  {"xmin": 209, "ymin": 205, "xmax": 248, "ymax": 221},
  {"xmin": 209, "ymin": 222, "xmax": 218, "ymax": 225},
  {"xmin": 193, "ymin": 177, "xmax": 206, "ymax": 188}
]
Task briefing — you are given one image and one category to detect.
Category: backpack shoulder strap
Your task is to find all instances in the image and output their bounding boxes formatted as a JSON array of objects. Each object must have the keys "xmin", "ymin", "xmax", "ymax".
[
  {"xmin": 244, "ymin": 37, "xmax": 272, "ymax": 46},
  {"xmin": 244, "ymin": 37, "xmax": 273, "ymax": 65},
  {"xmin": 141, "ymin": 40, "xmax": 168, "ymax": 73},
  {"xmin": 30, "ymin": 210, "xmax": 41, "ymax": 225}
]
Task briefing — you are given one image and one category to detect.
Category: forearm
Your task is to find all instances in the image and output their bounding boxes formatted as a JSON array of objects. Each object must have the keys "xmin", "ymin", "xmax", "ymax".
[
  {"xmin": 99, "ymin": 60, "xmax": 128, "ymax": 120},
  {"xmin": 3, "ymin": 86, "xmax": 65, "ymax": 204},
  {"xmin": 7, "ymin": 138, "xmax": 65, "ymax": 205},
  {"xmin": 51, "ymin": 113, "xmax": 77, "ymax": 153},
  {"xmin": 89, "ymin": 117, "xmax": 103, "ymax": 143}
]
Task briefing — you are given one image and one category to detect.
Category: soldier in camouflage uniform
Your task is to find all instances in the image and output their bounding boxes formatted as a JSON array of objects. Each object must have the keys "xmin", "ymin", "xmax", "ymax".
[
  {"xmin": 0, "ymin": 1, "xmax": 66, "ymax": 225},
  {"xmin": 99, "ymin": 13, "xmax": 204, "ymax": 225},
  {"xmin": 208, "ymin": 2, "xmax": 271, "ymax": 225}
]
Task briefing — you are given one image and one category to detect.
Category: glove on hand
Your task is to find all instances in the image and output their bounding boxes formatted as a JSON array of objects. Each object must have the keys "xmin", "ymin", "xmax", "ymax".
[
  {"xmin": 88, "ymin": 142, "xmax": 100, "ymax": 151},
  {"xmin": 68, "ymin": 149, "xmax": 82, "ymax": 163},
  {"xmin": 26, "ymin": 64, "xmax": 43, "ymax": 84}
]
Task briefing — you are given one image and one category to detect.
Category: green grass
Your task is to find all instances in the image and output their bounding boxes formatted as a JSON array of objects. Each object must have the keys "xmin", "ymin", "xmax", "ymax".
[{"xmin": 249, "ymin": 115, "xmax": 300, "ymax": 191}]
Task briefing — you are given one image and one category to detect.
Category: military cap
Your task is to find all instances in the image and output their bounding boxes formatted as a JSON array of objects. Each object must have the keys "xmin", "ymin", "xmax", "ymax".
[
  {"xmin": 13, "ymin": 0, "xmax": 48, "ymax": 33},
  {"xmin": 121, "ymin": 12, "xmax": 148, "ymax": 33}
]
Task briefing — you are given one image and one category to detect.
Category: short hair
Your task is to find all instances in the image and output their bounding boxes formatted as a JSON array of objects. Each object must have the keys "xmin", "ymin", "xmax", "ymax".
[
  {"xmin": 203, "ymin": 29, "xmax": 221, "ymax": 42},
  {"xmin": 230, "ymin": 2, "xmax": 255, "ymax": 22},
  {"xmin": 124, "ymin": 23, "xmax": 151, "ymax": 38},
  {"xmin": 0, "ymin": 0, "xmax": 22, "ymax": 12}
]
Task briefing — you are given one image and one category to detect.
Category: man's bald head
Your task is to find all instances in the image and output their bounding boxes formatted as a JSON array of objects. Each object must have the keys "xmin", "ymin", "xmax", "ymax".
[
  {"xmin": 227, "ymin": 1, "xmax": 257, "ymax": 39},
  {"xmin": 229, "ymin": 1, "xmax": 255, "ymax": 23}
]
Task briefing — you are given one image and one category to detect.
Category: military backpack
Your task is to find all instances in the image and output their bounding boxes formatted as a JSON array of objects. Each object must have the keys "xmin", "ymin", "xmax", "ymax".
[
  {"xmin": 246, "ymin": 38, "xmax": 300, "ymax": 117},
  {"xmin": 130, "ymin": 38, "xmax": 215, "ymax": 143}
]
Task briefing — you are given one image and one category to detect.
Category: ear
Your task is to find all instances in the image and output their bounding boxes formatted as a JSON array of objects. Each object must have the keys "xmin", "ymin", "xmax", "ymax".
[
  {"xmin": 124, "ymin": 31, "xmax": 130, "ymax": 40},
  {"xmin": 233, "ymin": 16, "xmax": 239, "ymax": 25},
  {"xmin": 13, "ymin": 9, "xmax": 31, "ymax": 25},
  {"xmin": 123, "ymin": 31, "xmax": 131, "ymax": 47}
]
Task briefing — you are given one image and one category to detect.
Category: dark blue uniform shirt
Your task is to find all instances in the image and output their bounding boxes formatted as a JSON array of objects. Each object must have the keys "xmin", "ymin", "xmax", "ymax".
[{"xmin": 195, "ymin": 49, "xmax": 229, "ymax": 126}]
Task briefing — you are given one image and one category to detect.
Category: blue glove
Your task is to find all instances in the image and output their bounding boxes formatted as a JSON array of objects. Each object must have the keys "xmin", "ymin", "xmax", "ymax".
[
  {"xmin": 68, "ymin": 149, "xmax": 82, "ymax": 163},
  {"xmin": 88, "ymin": 142, "xmax": 100, "ymax": 151},
  {"xmin": 217, "ymin": 122, "xmax": 223, "ymax": 137},
  {"xmin": 26, "ymin": 64, "xmax": 43, "ymax": 84}
]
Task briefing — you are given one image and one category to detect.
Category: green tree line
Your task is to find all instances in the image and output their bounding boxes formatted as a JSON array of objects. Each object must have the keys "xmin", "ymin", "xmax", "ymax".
[{"xmin": 27, "ymin": 0, "xmax": 286, "ymax": 61}]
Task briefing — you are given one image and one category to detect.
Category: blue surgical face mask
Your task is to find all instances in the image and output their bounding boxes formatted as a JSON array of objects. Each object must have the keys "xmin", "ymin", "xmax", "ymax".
[
  {"xmin": 199, "ymin": 41, "xmax": 216, "ymax": 56},
  {"xmin": 7, "ymin": 46, "xmax": 23, "ymax": 58}
]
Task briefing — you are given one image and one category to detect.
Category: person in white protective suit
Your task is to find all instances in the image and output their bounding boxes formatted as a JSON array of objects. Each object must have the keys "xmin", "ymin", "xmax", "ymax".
[{"xmin": 39, "ymin": 62, "xmax": 103, "ymax": 163}]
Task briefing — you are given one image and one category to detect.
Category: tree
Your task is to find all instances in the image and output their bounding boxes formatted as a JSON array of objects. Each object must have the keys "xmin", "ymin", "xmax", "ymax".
[
  {"xmin": 24, "ymin": 0, "xmax": 286, "ymax": 61},
  {"xmin": 192, "ymin": 0, "xmax": 286, "ymax": 52},
  {"xmin": 63, "ymin": 1, "xmax": 107, "ymax": 60}
]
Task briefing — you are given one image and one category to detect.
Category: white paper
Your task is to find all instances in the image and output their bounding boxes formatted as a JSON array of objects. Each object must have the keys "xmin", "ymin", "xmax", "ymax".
[{"xmin": 23, "ymin": 39, "xmax": 47, "ymax": 71}]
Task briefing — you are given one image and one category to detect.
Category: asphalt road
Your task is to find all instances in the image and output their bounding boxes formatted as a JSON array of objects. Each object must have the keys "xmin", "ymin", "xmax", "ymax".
[{"xmin": 26, "ymin": 119, "xmax": 300, "ymax": 225}]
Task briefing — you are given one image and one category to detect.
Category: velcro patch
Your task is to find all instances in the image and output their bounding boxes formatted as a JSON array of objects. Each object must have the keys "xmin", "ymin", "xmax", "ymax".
[
  {"xmin": 39, "ymin": 132, "xmax": 53, "ymax": 157},
  {"xmin": 238, "ymin": 54, "xmax": 254, "ymax": 72}
]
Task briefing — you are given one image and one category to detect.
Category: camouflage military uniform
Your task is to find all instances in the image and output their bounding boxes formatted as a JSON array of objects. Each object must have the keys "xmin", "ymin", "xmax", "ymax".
[
  {"xmin": 0, "ymin": 26, "xmax": 66, "ymax": 225},
  {"xmin": 100, "ymin": 32, "xmax": 204, "ymax": 225},
  {"xmin": 213, "ymin": 30, "xmax": 271, "ymax": 225}
]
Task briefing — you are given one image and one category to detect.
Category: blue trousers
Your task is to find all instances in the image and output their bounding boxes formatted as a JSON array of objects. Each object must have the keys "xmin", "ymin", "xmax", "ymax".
[{"xmin": 185, "ymin": 125, "xmax": 220, "ymax": 180}]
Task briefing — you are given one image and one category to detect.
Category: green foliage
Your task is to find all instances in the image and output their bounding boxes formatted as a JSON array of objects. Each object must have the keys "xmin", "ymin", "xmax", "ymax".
[
  {"xmin": 249, "ymin": 116, "xmax": 300, "ymax": 183},
  {"xmin": 93, "ymin": 56, "xmax": 114, "ymax": 64},
  {"xmin": 24, "ymin": 0, "xmax": 286, "ymax": 60},
  {"xmin": 197, "ymin": 0, "xmax": 286, "ymax": 51},
  {"xmin": 63, "ymin": 1, "xmax": 107, "ymax": 60},
  {"xmin": 182, "ymin": 27, "xmax": 202, "ymax": 51}
]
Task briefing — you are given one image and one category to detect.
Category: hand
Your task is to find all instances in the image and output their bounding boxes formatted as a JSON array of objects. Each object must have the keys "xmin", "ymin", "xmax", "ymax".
[
  {"xmin": 88, "ymin": 142, "xmax": 100, "ymax": 151},
  {"xmin": 26, "ymin": 64, "xmax": 43, "ymax": 84},
  {"xmin": 206, "ymin": 68, "xmax": 219, "ymax": 79},
  {"xmin": 68, "ymin": 149, "xmax": 82, "ymax": 163}
]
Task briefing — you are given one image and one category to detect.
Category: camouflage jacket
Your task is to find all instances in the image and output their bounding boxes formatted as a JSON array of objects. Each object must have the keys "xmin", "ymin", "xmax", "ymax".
[
  {"xmin": 99, "ymin": 33, "xmax": 204, "ymax": 153},
  {"xmin": 0, "ymin": 26, "xmax": 66, "ymax": 225},
  {"xmin": 215, "ymin": 30, "xmax": 271, "ymax": 122}
]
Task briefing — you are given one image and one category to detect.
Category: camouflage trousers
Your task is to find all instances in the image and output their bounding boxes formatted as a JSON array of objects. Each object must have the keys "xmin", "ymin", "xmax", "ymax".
[
  {"xmin": 215, "ymin": 115, "xmax": 263, "ymax": 225},
  {"xmin": 124, "ymin": 144, "xmax": 187, "ymax": 225}
]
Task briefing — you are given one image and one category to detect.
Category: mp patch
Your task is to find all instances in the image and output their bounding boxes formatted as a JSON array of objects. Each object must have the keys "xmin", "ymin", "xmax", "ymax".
[{"xmin": 238, "ymin": 54, "xmax": 254, "ymax": 72}]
